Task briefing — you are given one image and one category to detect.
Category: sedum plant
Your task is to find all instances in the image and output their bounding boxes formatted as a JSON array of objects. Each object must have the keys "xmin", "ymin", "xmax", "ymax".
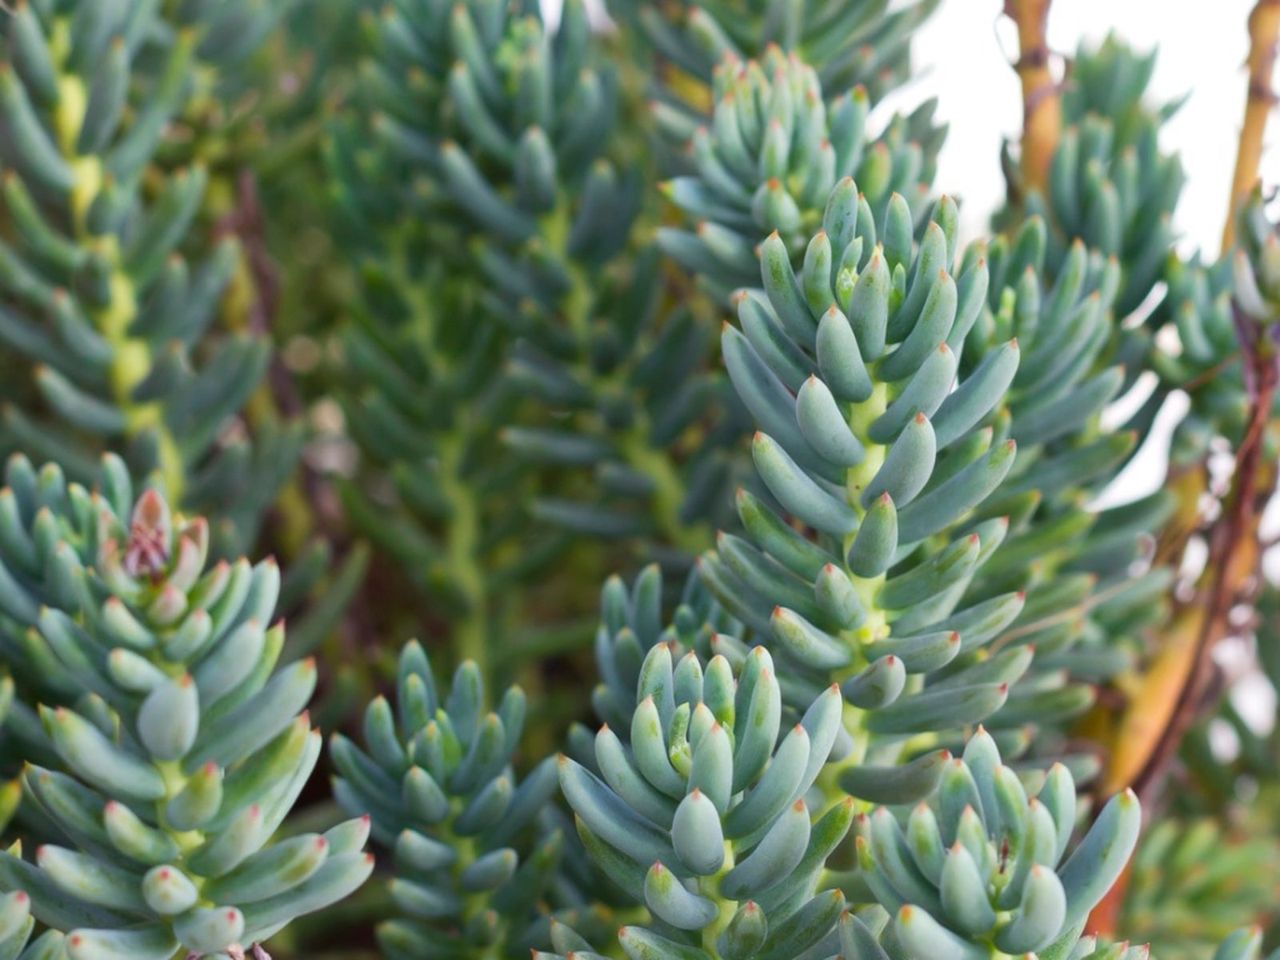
[
  {"xmin": 606, "ymin": 0, "xmax": 941, "ymax": 104},
  {"xmin": 331, "ymin": 641, "xmax": 565, "ymax": 959},
  {"xmin": 1118, "ymin": 817, "xmax": 1280, "ymax": 960},
  {"xmin": 0, "ymin": 456, "xmax": 372, "ymax": 957},
  {"xmin": 0, "ymin": 1, "xmax": 1275, "ymax": 959},
  {"xmin": 559, "ymin": 640, "xmax": 852, "ymax": 959},
  {"xmin": 0, "ymin": 0, "xmax": 297, "ymax": 553},
  {"xmin": 1001, "ymin": 36, "xmax": 1185, "ymax": 317},
  {"xmin": 853, "ymin": 728, "xmax": 1140, "ymax": 959},
  {"xmin": 555, "ymin": 623, "xmax": 1145, "ymax": 960},
  {"xmin": 702, "ymin": 182, "xmax": 1029, "ymax": 751},
  {"xmin": 656, "ymin": 49, "xmax": 938, "ymax": 299},
  {"xmin": 692, "ymin": 173, "xmax": 1150, "ymax": 792},
  {"xmin": 327, "ymin": 0, "xmax": 742, "ymax": 677},
  {"xmin": 664, "ymin": 43, "xmax": 1167, "ymax": 780}
]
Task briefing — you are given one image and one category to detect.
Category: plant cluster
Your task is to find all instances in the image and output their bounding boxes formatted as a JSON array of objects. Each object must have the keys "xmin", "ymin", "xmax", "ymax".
[{"xmin": 0, "ymin": 1, "xmax": 1277, "ymax": 959}]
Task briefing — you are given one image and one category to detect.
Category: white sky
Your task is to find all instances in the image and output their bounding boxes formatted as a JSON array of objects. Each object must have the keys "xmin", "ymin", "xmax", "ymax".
[{"xmin": 882, "ymin": 0, "xmax": 1278, "ymax": 257}]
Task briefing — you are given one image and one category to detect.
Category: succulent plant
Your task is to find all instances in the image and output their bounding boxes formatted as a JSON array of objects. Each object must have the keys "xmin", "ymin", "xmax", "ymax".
[
  {"xmin": 331, "ymin": 641, "xmax": 565, "ymax": 959},
  {"xmin": 854, "ymin": 728, "xmax": 1141, "ymax": 959},
  {"xmin": 1144, "ymin": 242, "xmax": 1280, "ymax": 469},
  {"xmin": 657, "ymin": 49, "xmax": 937, "ymax": 299},
  {"xmin": 328, "ymin": 0, "xmax": 745, "ymax": 673},
  {"xmin": 339, "ymin": 0, "xmax": 628, "ymax": 254},
  {"xmin": 1234, "ymin": 188, "xmax": 1280, "ymax": 329},
  {"xmin": 560, "ymin": 640, "xmax": 851, "ymax": 960},
  {"xmin": 0, "ymin": 455, "xmax": 372, "ymax": 958},
  {"xmin": 0, "ymin": 3, "xmax": 1274, "ymax": 959},
  {"xmin": 0, "ymin": 0, "xmax": 297, "ymax": 553},
  {"xmin": 1003, "ymin": 36, "xmax": 1185, "ymax": 317},
  {"xmin": 1117, "ymin": 818, "xmax": 1280, "ymax": 960},
  {"xmin": 695, "ymin": 179, "xmax": 1026, "ymax": 780},
  {"xmin": 586, "ymin": 564, "xmax": 740, "ymax": 736},
  {"xmin": 651, "ymin": 38, "xmax": 1170, "ymax": 786},
  {"xmin": 960, "ymin": 218, "xmax": 1172, "ymax": 744},
  {"xmin": 607, "ymin": 0, "xmax": 941, "ymax": 105}
]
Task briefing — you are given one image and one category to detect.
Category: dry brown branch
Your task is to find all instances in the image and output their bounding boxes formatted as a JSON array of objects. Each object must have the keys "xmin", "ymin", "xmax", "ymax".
[
  {"xmin": 1086, "ymin": 344, "xmax": 1276, "ymax": 938},
  {"xmin": 1223, "ymin": 0, "xmax": 1280, "ymax": 250},
  {"xmin": 1129, "ymin": 340, "xmax": 1277, "ymax": 806}
]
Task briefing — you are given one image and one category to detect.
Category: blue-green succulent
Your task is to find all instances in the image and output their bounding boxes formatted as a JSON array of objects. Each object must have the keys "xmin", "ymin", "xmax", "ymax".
[
  {"xmin": 607, "ymin": 0, "xmax": 941, "ymax": 105},
  {"xmin": 560, "ymin": 640, "xmax": 851, "ymax": 960},
  {"xmin": 0, "ymin": 456, "xmax": 372, "ymax": 958},
  {"xmin": 657, "ymin": 48, "xmax": 937, "ymax": 299},
  {"xmin": 0, "ymin": 0, "xmax": 297, "ymax": 552},
  {"xmin": 853, "ymin": 729, "xmax": 1141, "ymax": 959},
  {"xmin": 1005, "ymin": 36, "xmax": 1185, "ymax": 317},
  {"xmin": 331, "ymin": 641, "xmax": 568, "ymax": 959},
  {"xmin": 0, "ymin": 4, "xmax": 1269, "ymax": 960}
]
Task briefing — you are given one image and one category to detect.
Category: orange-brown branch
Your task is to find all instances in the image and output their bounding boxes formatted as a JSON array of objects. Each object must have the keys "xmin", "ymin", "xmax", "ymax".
[
  {"xmin": 1130, "ymin": 370, "xmax": 1274, "ymax": 801},
  {"xmin": 1005, "ymin": 0, "xmax": 1062, "ymax": 192},
  {"xmin": 1224, "ymin": 0, "xmax": 1280, "ymax": 251},
  {"xmin": 1086, "ymin": 349, "xmax": 1277, "ymax": 938}
]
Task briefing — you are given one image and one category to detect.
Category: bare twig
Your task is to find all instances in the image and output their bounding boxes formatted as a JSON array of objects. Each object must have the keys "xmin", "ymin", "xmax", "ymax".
[
  {"xmin": 1128, "ymin": 319, "xmax": 1277, "ymax": 806},
  {"xmin": 1223, "ymin": 0, "xmax": 1280, "ymax": 251},
  {"xmin": 1087, "ymin": 330, "xmax": 1276, "ymax": 938},
  {"xmin": 1005, "ymin": 0, "xmax": 1062, "ymax": 192}
]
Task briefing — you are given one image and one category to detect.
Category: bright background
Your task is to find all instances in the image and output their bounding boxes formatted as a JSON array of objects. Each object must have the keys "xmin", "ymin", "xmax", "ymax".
[
  {"xmin": 882, "ymin": 0, "xmax": 1279, "ymax": 733},
  {"xmin": 882, "ymin": 0, "xmax": 1274, "ymax": 256}
]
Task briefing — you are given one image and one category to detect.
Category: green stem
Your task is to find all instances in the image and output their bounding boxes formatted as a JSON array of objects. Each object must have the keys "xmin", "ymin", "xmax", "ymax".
[
  {"xmin": 839, "ymin": 380, "xmax": 891, "ymax": 653},
  {"xmin": 544, "ymin": 200, "xmax": 711, "ymax": 555},
  {"xmin": 386, "ymin": 241, "xmax": 497, "ymax": 679},
  {"xmin": 438, "ymin": 433, "xmax": 490, "ymax": 676},
  {"xmin": 818, "ymin": 380, "xmax": 893, "ymax": 798},
  {"xmin": 451, "ymin": 822, "xmax": 506, "ymax": 960},
  {"xmin": 698, "ymin": 843, "xmax": 737, "ymax": 957},
  {"xmin": 619, "ymin": 427, "xmax": 708, "ymax": 553}
]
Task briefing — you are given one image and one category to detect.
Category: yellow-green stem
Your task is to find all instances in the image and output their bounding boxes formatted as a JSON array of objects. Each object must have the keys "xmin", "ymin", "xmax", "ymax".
[
  {"xmin": 820, "ymin": 381, "xmax": 894, "ymax": 796},
  {"xmin": 619, "ymin": 428, "xmax": 708, "ymax": 553},
  {"xmin": 438, "ymin": 434, "xmax": 489, "ymax": 676},
  {"xmin": 542, "ymin": 201, "xmax": 711, "ymax": 555},
  {"xmin": 698, "ymin": 842, "xmax": 737, "ymax": 957},
  {"xmin": 52, "ymin": 24, "xmax": 186, "ymax": 499},
  {"xmin": 387, "ymin": 242, "xmax": 496, "ymax": 678},
  {"xmin": 154, "ymin": 760, "xmax": 206, "ymax": 860},
  {"xmin": 455, "ymin": 833, "xmax": 505, "ymax": 960}
]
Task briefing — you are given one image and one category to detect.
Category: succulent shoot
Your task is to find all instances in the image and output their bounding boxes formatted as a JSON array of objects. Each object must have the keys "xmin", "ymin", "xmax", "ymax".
[{"xmin": 0, "ymin": 456, "xmax": 371, "ymax": 958}]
